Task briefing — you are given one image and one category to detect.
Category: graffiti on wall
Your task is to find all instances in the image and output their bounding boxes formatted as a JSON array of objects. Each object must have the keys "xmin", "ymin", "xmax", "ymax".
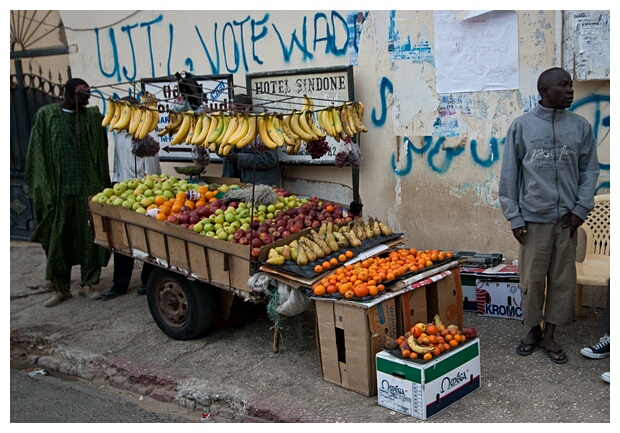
[
  {"xmin": 95, "ymin": 12, "xmax": 359, "ymax": 83},
  {"xmin": 378, "ymin": 73, "xmax": 610, "ymax": 193}
]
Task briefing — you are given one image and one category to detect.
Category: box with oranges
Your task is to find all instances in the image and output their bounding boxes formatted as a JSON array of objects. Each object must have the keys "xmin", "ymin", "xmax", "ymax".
[{"xmin": 376, "ymin": 337, "xmax": 481, "ymax": 420}]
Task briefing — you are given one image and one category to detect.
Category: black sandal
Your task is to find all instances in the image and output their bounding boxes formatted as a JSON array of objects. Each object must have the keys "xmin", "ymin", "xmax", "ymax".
[{"xmin": 102, "ymin": 290, "xmax": 127, "ymax": 301}]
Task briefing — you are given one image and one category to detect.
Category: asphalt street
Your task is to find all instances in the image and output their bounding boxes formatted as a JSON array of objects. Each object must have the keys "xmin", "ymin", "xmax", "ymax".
[{"xmin": 9, "ymin": 240, "xmax": 613, "ymax": 425}]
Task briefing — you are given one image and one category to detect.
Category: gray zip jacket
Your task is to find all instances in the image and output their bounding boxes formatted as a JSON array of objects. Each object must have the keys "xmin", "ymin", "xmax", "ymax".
[{"xmin": 499, "ymin": 103, "xmax": 599, "ymax": 229}]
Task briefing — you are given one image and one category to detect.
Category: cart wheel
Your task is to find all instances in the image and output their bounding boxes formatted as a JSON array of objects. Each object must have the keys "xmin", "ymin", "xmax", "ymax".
[{"xmin": 146, "ymin": 268, "xmax": 215, "ymax": 340}]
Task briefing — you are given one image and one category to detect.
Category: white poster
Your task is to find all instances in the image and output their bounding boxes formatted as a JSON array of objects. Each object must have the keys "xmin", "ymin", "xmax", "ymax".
[{"xmin": 434, "ymin": 10, "xmax": 519, "ymax": 94}]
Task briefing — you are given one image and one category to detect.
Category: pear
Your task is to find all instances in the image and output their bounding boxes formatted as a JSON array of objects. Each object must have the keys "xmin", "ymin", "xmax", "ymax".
[
  {"xmin": 296, "ymin": 242, "xmax": 308, "ymax": 266},
  {"xmin": 281, "ymin": 244, "xmax": 292, "ymax": 261}
]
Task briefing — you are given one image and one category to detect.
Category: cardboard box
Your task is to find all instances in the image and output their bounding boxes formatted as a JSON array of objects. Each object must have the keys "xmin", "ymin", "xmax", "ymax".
[
  {"xmin": 476, "ymin": 278, "xmax": 522, "ymax": 320},
  {"xmin": 376, "ymin": 338, "xmax": 481, "ymax": 420},
  {"xmin": 396, "ymin": 285, "xmax": 427, "ymax": 336},
  {"xmin": 315, "ymin": 296, "xmax": 398, "ymax": 396},
  {"xmin": 461, "ymin": 274, "xmax": 478, "ymax": 312}
]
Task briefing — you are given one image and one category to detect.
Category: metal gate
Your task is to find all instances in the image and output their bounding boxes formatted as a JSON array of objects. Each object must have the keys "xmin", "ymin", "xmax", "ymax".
[{"xmin": 10, "ymin": 61, "xmax": 68, "ymax": 240}]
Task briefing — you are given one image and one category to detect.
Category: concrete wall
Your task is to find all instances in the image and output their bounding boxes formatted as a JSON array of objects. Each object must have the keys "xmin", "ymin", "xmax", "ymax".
[{"xmin": 59, "ymin": 10, "xmax": 610, "ymax": 261}]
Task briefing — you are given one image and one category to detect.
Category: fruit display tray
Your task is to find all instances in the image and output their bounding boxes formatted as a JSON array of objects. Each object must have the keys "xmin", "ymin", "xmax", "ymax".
[{"xmin": 263, "ymin": 232, "xmax": 405, "ymax": 280}]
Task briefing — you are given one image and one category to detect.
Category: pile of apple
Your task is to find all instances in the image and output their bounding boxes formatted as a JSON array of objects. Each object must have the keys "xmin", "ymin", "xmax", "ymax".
[{"xmin": 91, "ymin": 174, "xmax": 353, "ymax": 258}]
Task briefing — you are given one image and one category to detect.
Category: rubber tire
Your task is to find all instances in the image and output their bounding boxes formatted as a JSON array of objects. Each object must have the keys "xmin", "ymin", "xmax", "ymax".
[{"xmin": 146, "ymin": 268, "xmax": 215, "ymax": 340}]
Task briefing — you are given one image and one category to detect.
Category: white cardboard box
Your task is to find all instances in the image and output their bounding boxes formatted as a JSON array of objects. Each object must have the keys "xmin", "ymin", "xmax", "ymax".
[
  {"xmin": 476, "ymin": 279, "xmax": 522, "ymax": 320},
  {"xmin": 376, "ymin": 338, "xmax": 481, "ymax": 420}
]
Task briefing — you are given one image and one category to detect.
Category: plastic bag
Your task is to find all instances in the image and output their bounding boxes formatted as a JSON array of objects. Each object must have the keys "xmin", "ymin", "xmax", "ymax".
[
  {"xmin": 247, "ymin": 272, "xmax": 273, "ymax": 294},
  {"xmin": 276, "ymin": 282, "xmax": 312, "ymax": 317}
]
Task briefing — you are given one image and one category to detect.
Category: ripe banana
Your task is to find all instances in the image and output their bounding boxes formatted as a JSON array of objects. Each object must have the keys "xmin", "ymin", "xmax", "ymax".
[
  {"xmin": 158, "ymin": 112, "xmax": 183, "ymax": 137},
  {"xmin": 298, "ymin": 110, "xmax": 319, "ymax": 140},
  {"xmin": 170, "ymin": 111, "xmax": 193, "ymax": 145},
  {"xmin": 278, "ymin": 114, "xmax": 297, "ymax": 145},
  {"xmin": 281, "ymin": 114, "xmax": 301, "ymax": 142},
  {"xmin": 148, "ymin": 109, "xmax": 160, "ymax": 134},
  {"xmin": 258, "ymin": 114, "xmax": 280, "ymax": 149},
  {"xmin": 190, "ymin": 114, "xmax": 204, "ymax": 145},
  {"xmin": 331, "ymin": 106, "xmax": 343, "ymax": 135},
  {"xmin": 407, "ymin": 335, "xmax": 435, "ymax": 355},
  {"xmin": 289, "ymin": 110, "xmax": 315, "ymax": 142},
  {"xmin": 320, "ymin": 108, "xmax": 336, "ymax": 138},
  {"xmin": 108, "ymin": 101, "xmax": 123, "ymax": 130},
  {"xmin": 113, "ymin": 102, "xmax": 132, "ymax": 132},
  {"xmin": 351, "ymin": 102, "xmax": 368, "ymax": 133},
  {"xmin": 135, "ymin": 108, "xmax": 152, "ymax": 140},
  {"xmin": 219, "ymin": 144, "xmax": 235, "ymax": 156},
  {"xmin": 236, "ymin": 115, "xmax": 257, "ymax": 148},
  {"xmin": 340, "ymin": 103, "xmax": 356, "ymax": 138},
  {"xmin": 183, "ymin": 115, "xmax": 198, "ymax": 145},
  {"xmin": 306, "ymin": 111, "xmax": 326, "ymax": 139},
  {"xmin": 128, "ymin": 106, "xmax": 144, "ymax": 136},
  {"xmin": 219, "ymin": 113, "xmax": 239, "ymax": 148},
  {"xmin": 266, "ymin": 114, "xmax": 285, "ymax": 147},
  {"xmin": 302, "ymin": 94, "xmax": 314, "ymax": 112},
  {"xmin": 228, "ymin": 114, "xmax": 248, "ymax": 145},
  {"xmin": 101, "ymin": 99, "xmax": 116, "ymax": 127},
  {"xmin": 192, "ymin": 113, "xmax": 211, "ymax": 145}
]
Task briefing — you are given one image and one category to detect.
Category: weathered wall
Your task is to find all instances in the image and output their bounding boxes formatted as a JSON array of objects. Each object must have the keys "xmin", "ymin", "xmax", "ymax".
[{"xmin": 59, "ymin": 10, "xmax": 610, "ymax": 260}]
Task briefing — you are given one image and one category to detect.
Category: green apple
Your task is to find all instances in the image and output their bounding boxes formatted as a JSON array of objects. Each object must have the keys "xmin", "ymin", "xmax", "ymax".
[
  {"xmin": 205, "ymin": 231, "xmax": 215, "ymax": 237},
  {"xmin": 267, "ymin": 204, "xmax": 277, "ymax": 214},
  {"xmin": 230, "ymin": 220, "xmax": 240, "ymax": 230},
  {"xmin": 193, "ymin": 222, "xmax": 204, "ymax": 233},
  {"xmin": 266, "ymin": 213, "xmax": 274, "ymax": 220},
  {"xmin": 122, "ymin": 200, "xmax": 133, "ymax": 209},
  {"xmin": 113, "ymin": 198, "xmax": 124, "ymax": 206},
  {"xmin": 103, "ymin": 187, "xmax": 114, "ymax": 198},
  {"xmin": 143, "ymin": 189, "xmax": 154, "ymax": 197},
  {"xmin": 213, "ymin": 223, "xmax": 223, "ymax": 231},
  {"xmin": 257, "ymin": 204, "xmax": 267, "ymax": 213},
  {"xmin": 144, "ymin": 177, "xmax": 155, "ymax": 189},
  {"xmin": 127, "ymin": 178, "xmax": 140, "ymax": 190},
  {"xmin": 217, "ymin": 230, "xmax": 228, "ymax": 240},
  {"xmin": 226, "ymin": 226, "xmax": 236, "ymax": 235},
  {"xmin": 162, "ymin": 181, "xmax": 172, "ymax": 191},
  {"xmin": 135, "ymin": 207, "xmax": 146, "ymax": 214},
  {"xmin": 98, "ymin": 194, "xmax": 108, "ymax": 203},
  {"xmin": 113, "ymin": 181, "xmax": 128, "ymax": 195},
  {"xmin": 140, "ymin": 197, "xmax": 153, "ymax": 208},
  {"xmin": 203, "ymin": 223, "xmax": 214, "ymax": 232},
  {"xmin": 132, "ymin": 202, "xmax": 143, "ymax": 211},
  {"xmin": 215, "ymin": 209, "xmax": 224, "ymax": 215},
  {"xmin": 163, "ymin": 190, "xmax": 174, "ymax": 200},
  {"xmin": 274, "ymin": 202, "xmax": 284, "ymax": 210},
  {"xmin": 214, "ymin": 214, "xmax": 225, "ymax": 225},
  {"xmin": 227, "ymin": 234, "xmax": 235, "ymax": 241},
  {"xmin": 224, "ymin": 212, "xmax": 237, "ymax": 223}
]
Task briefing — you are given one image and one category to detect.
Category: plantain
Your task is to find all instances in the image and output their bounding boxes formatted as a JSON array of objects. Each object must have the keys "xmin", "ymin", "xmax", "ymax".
[{"xmin": 407, "ymin": 335, "xmax": 435, "ymax": 355}]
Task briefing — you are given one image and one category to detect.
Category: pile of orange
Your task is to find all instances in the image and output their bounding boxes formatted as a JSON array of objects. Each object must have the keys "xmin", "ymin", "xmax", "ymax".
[
  {"xmin": 394, "ymin": 322, "xmax": 465, "ymax": 361},
  {"xmin": 148, "ymin": 185, "xmax": 220, "ymax": 222}
]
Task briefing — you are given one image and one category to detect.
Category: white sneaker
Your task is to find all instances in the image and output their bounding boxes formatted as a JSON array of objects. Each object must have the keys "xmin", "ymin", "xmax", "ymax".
[
  {"xmin": 601, "ymin": 372, "xmax": 610, "ymax": 383},
  {"xmin": 78, "ymin": 285, "xmax": 102, "ymax": 300}
]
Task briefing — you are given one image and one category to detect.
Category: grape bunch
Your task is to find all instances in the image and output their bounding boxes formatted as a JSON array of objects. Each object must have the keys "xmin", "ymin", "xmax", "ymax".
[
  {"xmin": 305, "ymin": 138, "xmax": 330, "ymax": 159},
  {"xmin": 131, "ymin": 134, "xmax": 160, "ymax": 158},
  {"xmin": 335, "ymin": 151, "xmax": 349, "ymax": 168}
]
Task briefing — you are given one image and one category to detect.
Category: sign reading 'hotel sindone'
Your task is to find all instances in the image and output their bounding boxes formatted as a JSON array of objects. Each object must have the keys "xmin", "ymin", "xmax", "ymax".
[{"xmin": 246, "ymin": 66, "xmax": 355, "ymax": 165}]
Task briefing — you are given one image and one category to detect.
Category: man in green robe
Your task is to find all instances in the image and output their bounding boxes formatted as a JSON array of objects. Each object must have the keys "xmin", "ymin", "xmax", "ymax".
[{"xmin": 26, "ymin": 78, "xmax": 111, "ymax": 307}]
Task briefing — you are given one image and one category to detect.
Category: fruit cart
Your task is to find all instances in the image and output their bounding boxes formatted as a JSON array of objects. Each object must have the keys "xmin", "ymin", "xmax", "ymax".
[{"xmin": 88, "ymin": 187, "xmax": 406, "ymax": 343}]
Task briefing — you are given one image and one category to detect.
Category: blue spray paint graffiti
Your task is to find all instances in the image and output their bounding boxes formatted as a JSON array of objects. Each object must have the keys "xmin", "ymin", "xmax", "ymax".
[
  {"xmin": 386, "ymin": 84, "xmax": 609, "ymax": 192},
  {"xmin": 95, "ymin": 12, "xmax": 350, "ymax": 81}
]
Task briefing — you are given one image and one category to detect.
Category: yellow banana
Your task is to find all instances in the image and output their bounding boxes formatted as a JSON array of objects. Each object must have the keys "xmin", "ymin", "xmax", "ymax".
[
  {"xmin": 113, "ymin": 102, "xmax": 132, "ymax": 132},
  {"xmin": 236, "ymin": 115, "xmax": 257, "ymax": 148},
  {"xmin": 101, "ymin": 99, "xmax": 116, "ymax": 127},
  {"xmin": 183, "ymin": 115, "xmax": 198, "ymax": 145},
  {"xmin": 148, "ymin": 109, "xmax": 160, "ymax": 134},
  {"xmin": 190, "ymin": 114, "xmax": 204, "ymax": 145},
  {"xmin": 108, "ymin": 101, "xmax": 123, "ymax": 130},
  {"xmin": 258, "ymin": 114, "xmax": 279, "ymax": 149},
  {"xmin": 302, "ymin": 94, "xmax": 314, "ymax": 112},
  {"xmin": 281, "ymin": 114, "xmax": 300, "ymax": 142},
  {"xmin": 307, "ymin": 111, "xmax": 326, "ymax": 138},
  {"xmin": 278, "ymin": 114, "xmax": 297, "ymax": 145},
  {"xmin": 289, "ymin": 110, "xmax": 315, "ymax": 142},
  {"xmin": 158, "ymin": 112, "xmax": 183, "ymax": 137},
  {"xmin": 135, "ymin": 108, "xmax": 152, "ymax": 140},
  {"xmin": 170, "ymin": 111, "xmax": 193, "ymax": 145},
  {"xmin": 219, "ymin": 113, "xmax": 239, "ymax": 147},
  {"xmin": 266, "ymin": 114, "xmax": 285, "ymax": 147},
  {"xmin": 219, "ymin": 144, "xmax": 235, "ymax": 156},
  {"xmin": 128, "ymin": 106, "xmax": 144, "ymax": 136},
  {"xmin": 321, "ymin": 108, "xmax": 336, "ymax": 137},
  {"xmin": 228, "ymin": 114, "xmax": 249, "ymax": 145},
  {"xmin": 298, "ymin": 110, "xmax": 319, "ymax": 140},
  {"xmin": 193, "ymin": 114, "xmax": 211, "ymax": 145}
]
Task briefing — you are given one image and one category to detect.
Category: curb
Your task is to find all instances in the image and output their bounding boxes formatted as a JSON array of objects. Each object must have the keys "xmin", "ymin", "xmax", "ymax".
[{"xmin": 10, "ymin": 330, "xmax": 282, "ymax": 423}]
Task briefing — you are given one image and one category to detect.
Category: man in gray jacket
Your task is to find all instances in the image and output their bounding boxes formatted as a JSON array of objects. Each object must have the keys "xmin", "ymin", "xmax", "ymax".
[{"xmin": 499, "ymin": 67, "xmax": 599, "ymax": 364}]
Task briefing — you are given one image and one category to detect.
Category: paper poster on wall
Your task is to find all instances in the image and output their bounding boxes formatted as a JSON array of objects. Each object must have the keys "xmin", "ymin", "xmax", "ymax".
[{"xmin": 434, "ymin": 10, "xmax": 518, "ymax": 94}]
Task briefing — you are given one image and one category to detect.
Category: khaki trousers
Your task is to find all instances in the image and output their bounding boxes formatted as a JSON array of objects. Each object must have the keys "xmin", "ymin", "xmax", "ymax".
[{"xmin": 518, "ymin": 219, "xmax": 577, "ymax": 328}]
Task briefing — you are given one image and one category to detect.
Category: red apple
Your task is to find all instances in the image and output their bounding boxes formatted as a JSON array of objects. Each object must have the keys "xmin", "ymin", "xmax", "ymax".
[{"xmin": 251, "ymin": 247, "xmax": 261, "ymax": 258}]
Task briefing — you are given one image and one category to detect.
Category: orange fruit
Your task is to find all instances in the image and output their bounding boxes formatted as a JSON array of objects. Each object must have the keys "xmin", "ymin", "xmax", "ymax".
[
  {"xmin": 313, "ymin": 285, "xmax": 326, "ymax": 296},
  {"xmin": 159, "ymin": 205, "xmax": 172, "ymax": 216},
  {"xmin": 326, "ymin": 285, "xmax": 337, "ymax": 294},
  {"xmin": 377, "ymin": 284, "xmax": 385, "ymax": 292},
  {"xmin": 345, "ymin": 250, "xmax": 354, "ymax": 258},
  {"xmin": 322, "ymin": 261, "xmax": 331, "ymax": 270},
  {"xmin": 423, "ymin": 353, "xmax": 433, "ymax": 361},
  {"xmin": 314, "ymin": 264, "xmax": 324, "ymax": 273},
  {"xmin": 156, "ymin": 212, "xmax": 167, "ymax": 221},
  {"xmin": 449, "ymin": 339, "xmax": 459, "ymax": 347},
  {"xmin": 344, "ymin": 289, "xmax": 355, "ymax": 299},
  {"xmin": 176, "ymin": 191, "xmax": 187, "ymax": 200},
  {"xmin": 329, "ymin": 257, "xmax": 339, "ymax": 266},
  {"xmin": 353, "ymin": 284, "xmax": 369, "ymax": 298},
  {"xmin": 432, "ymin": 346, "xmax": 442, "ymax": 357},
  {"xmin": 401, "ymin": 349, "xmax": 411, "ymax": 359},
  {"xmin": 426, "ymin": 324, "xmax": 438, "ymax": 335},
  {"xmin": 338, "ymin": 254, "xmax": 347, "ymax": 262},
  {"xmin": 154, "ymin": 196, "xmax": 166, "ymax": 206},
  {"xmin": 445, "ymin": 251, "xmax": 453, "ymax": 258},
  {"xmin": 409, "ymin": 352, "xmax": 419, "ymax": 360},
  {"xmin": 367, "ymin": 285, "xmax": 378, "ymax": 296}
]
